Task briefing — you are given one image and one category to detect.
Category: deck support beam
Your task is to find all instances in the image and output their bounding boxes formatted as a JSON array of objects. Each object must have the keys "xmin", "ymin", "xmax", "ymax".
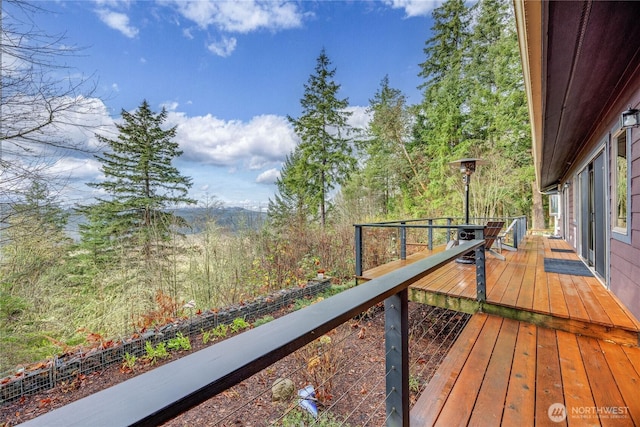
[{"xmin": 385, "ymin": 289, "xmax": 409, "ymax": 427}]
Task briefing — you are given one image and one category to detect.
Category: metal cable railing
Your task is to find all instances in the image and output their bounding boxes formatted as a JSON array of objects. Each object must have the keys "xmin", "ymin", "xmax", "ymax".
[
  {"xmin": 18, "ymin": 239, "xmax": 486, "ymax": 427},
  {"xmin": 158, "ymin": 303, "xmax": 470, "ymax": 426},
  {"xmin": 354, "ymin": 215, "xmax": 527, "ymax": 276}
]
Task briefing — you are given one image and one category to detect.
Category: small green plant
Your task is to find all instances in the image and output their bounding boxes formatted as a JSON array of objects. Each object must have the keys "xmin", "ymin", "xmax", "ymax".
[
  {"xmin": 253, "ymin": 315, "xmax": 274, "ymax": 327},
  {"xmin": 278, "ymin": 408, "xmax": 349, "ymax": 427},
  {"xmin": 409, "ymin": 375, "xmax": 421, "ymax": 393},
  {"xmin": 293, "ymin": 294, "xmax": 327, "ymax": 311},
  {"xmin": 167, "ymin": 332, "xmax": 191, "ymax": 351},
  {"xmin": 202, "ymin": 329, "xmax": 212, "ymax": 344},
  {"xmin": 230, "ymin": 317, "xmax": 250, "ymax": 334},
  {"xmin": 293, "ymin": 296, "xmax": 315, "ymax": 311},
  {"xmin": 121, "ymin": 352, "xmax": 137, "ymax": 373},
  {"xmin": 144, "ymin": 341, "xmax": 169, "ymax": 365},
  {"xmin": 212, "ymin": 323, "xmax": 229, "ymax": 339}
]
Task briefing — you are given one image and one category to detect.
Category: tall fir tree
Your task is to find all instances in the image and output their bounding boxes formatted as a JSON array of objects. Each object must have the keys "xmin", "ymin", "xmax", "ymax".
[
  {"xmin": 79, "ymin": 100, "xmax": 195, "ymax": 263},
  {"xmin": 358, "ymin": 75, "xmax": 416, "ymax": 216},
  {"xmin": 465, "ymin": 0, "xmax": 533, "ymax": 218},
  {"xmin": 413, "ymin": 0, "xmax": 472, "ymax": 216},
  {"xmin": 268, "ymin": 149, "xmax": 313, "ymax": 228},
  {"xmin": 282, "ymin": 48, "xmax": 356, "ymax": 227},
  {"xmin": 409, "ymin": 0, "xmax": 532, "ymax": 220}
]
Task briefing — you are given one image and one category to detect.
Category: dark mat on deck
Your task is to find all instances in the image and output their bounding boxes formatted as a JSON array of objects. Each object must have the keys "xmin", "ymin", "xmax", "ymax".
[
  {"xmin": 550, "ymin": 248, "xmax": 574, "ymax": 253},
  {"xmin": 544, "ymin": 258, "xmax": 593, "ymax": 277}
]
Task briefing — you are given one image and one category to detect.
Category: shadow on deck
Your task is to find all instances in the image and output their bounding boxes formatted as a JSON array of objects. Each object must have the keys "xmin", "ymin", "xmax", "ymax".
[{"xmin": 362, "ymin": 235, "xmax": 640, "ymax": 426}]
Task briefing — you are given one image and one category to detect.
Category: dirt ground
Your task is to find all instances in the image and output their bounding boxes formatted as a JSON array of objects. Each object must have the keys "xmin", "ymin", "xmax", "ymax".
[{"xmin": 1, "ymin": 303, "xmax": 466, "ymax": 426}]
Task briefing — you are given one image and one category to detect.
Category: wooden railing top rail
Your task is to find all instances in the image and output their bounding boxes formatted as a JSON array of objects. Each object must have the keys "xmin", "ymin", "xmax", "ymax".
[{"xmin": 20, "ymin": 240, "xmax": 486, "ymax": 427}]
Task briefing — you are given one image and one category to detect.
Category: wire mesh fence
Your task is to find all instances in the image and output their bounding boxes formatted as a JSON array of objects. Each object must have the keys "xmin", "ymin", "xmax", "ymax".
[
  {"xmin": 0, "ymin": 279, "xmax": 331, "ymax": 405},
  {"xmin": 161, "ymin": 303, "xmax": 471, "ymax": 426}
]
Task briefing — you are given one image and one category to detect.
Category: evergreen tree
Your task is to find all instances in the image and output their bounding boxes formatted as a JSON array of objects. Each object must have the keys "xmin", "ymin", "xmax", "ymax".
[
  {"xmin": 409, "ymin": 0, "xmax": 532, "ymax": 219},
  {"xmin": 79, "ymin": 100, "xmax": 195, "ymax": 263},
  {"xmin": 357, "ymin": 76, "xmax": 416, "ymax": 216},
  {"xmin": 1, "ymin": 181, "xmax": 69, "ymax": 290},
  {"xmin": 465, "ymin": 0, "xmax": 533, "ymax": 218},
  {"xmin": 268, "ymin": 149, "xmax": 313, "ymax": 228},
  {"xmin": 413, "ymin": 0, "xmax": 472, "ymax": 216},
  {"xmin": 284, "ymin": 49, "xmax": 356, "ymax": 227}
]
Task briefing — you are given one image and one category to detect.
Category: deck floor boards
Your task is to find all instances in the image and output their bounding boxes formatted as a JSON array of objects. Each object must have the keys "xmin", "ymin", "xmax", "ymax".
[
  {"xmin": 534, "ymin": 326, "xmax": 565, "ymax": 426},
  {"xmin": 502, "ymin": 321, "xmax": 537, "ymax": 426},
  {"xmin": 360, "ymin": 235, "xmax": 640, "ymax": 426},
  {"xmin": 433, "ymin": 315, "xmax": 503, "ymax": 426},
  {"xmin": 411, "ymin": 314, "xmax": 640, "ymax": 426},
  {"xmin": 556, "ymin": 331, "xmax": 597, "ymax": 426},
  {"xmin": 467, "ymin": 319, "xmax": 519, "ymax": 426}
]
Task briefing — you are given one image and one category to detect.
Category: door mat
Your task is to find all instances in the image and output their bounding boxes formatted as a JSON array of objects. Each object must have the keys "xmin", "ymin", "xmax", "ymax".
[
  {"xmin": 544, "ymin": 258, "xmax": 593, "ymax": 277},
  {"xmin": 550, "ymin": 248, "xmax": 574, "ymax": 253}
]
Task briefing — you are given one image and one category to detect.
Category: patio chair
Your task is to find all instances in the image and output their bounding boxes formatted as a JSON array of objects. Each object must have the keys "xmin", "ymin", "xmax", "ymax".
[
  {"xmin": 484, "ymin": 221, "xmax": 505, "ymax": 260},
  {"xmin": 497, "ymin": 219, "xmax": 518, "ymax": 252}
]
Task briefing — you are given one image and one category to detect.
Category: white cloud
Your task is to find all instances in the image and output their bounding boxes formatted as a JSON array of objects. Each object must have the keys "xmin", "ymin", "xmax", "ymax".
[
  {"xmin": 183, "ymin": 27, "xmax": 194, "ymax": 40},
  {"xmin": 384, "ymin": 0, "xmax": 440, "ymax": 17},
  {"xmin": 207, "ymin": 36, "xmax": 237, "ymax": 57},
  {"xmin": 94, "ymin": 0, "xmax": 133, "ymax": 7},
  {"xmin": 160, "ymin": 101, "xmax": 180, "ymax": 112},
  {"xmin": 167, "ymin": 0, "xmax": 305, "ymax": 33},
  {"xmin": 256, "ymin": 168, "xmax": 280, "ymax": 184},
  {"xmin": 167, "ymin": 112, "xmax": 298, "ymax": 170},
  {"xmin": 50, "ymin": 157, "xmax": 102, "ymax": 180},
  {"xmin": 346, "ymin": 106, "xmax": 372, "ymax": 131},
  {"xmin": 95, "ymin": 8, "xmax": 139, "ymax": 38}
]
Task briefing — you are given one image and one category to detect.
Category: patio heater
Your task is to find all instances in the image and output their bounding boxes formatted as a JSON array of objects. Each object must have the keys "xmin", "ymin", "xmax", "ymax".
[{"xmin": 450, "ymin": 158, "xmax": 483, "ymax": 263}]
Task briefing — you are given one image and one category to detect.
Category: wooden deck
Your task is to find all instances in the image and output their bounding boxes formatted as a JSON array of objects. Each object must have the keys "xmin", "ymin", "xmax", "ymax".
[
  {"xmin": 361, "ymin": 235, "xmax": 640, "ymax": 426},
  {"xmin": 410, "ymin": 313, "xmax": 640, "ymax": 426}
]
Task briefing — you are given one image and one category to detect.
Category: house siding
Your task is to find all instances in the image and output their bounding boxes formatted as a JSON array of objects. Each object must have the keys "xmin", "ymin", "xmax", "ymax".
[{"xmin": 609, "ymin": 106, "xmax": 640, "ymax": 320}]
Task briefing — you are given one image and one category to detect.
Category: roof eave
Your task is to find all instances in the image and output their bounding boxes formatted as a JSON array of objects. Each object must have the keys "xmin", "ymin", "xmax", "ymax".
[{"xmin": 514, "ymin": 0, "xmax": 545, "ymax": 193}]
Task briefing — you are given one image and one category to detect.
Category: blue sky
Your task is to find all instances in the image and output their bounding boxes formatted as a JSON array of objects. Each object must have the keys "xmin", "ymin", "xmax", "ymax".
[{"xmin": 32, "ymin": 1, "xmax": 437, "ymax": 209}]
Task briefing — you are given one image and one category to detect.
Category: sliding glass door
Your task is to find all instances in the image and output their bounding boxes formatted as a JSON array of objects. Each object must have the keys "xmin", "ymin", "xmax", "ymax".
[{"xmin": 578, "ymin": 151, "xmax": 606, "ymax": 278}]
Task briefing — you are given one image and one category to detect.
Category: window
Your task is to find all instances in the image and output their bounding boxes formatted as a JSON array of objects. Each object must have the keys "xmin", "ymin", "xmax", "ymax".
[
  {"xmin": 612, "ymin": 130, "xmax": 629, "ymax": 234},
  {"xmin": 549, "ymin": 194, "xmax": 559, "ymax": 216}
]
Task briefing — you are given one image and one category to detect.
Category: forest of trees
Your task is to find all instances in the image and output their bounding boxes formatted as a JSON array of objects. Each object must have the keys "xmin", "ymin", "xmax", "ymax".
[{"xmin": 0, "ymin": 0, "xmax": 535, "ymax": 372}]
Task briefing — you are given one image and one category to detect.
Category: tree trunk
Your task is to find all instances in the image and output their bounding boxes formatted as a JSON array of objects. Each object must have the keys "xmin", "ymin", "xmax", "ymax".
[{"xmin": 531, "ymin": 181, "xmax": 545, "ymax": 230}]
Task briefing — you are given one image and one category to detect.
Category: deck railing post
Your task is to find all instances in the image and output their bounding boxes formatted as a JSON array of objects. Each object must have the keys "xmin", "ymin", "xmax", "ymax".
[
  {"xmin": 476, "ymin": 246, "xmax": 486, "ymax": 303},
  {"xmin": 428, "ymin": 219, "xmax": 433, "ymax": 250},
  {"xmin": 400, "ymin": 222, "xmax": 407, "ymax": 260},
  {"xmin": 385, "ymin": 289, "xmax": 409, "ymax": 427},
  {"xmin": 355, "ymin": 225, "xmax": 363, "ymax": 278}
]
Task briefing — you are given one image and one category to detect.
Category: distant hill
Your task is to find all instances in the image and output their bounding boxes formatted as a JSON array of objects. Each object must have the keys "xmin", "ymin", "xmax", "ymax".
[
  {"xmin": 172, "ymin": 207, "xmax": 267, "ymax": 233},
  {"xmin": 65, "ymin": 207, "xmax": 267, "ymax": 240}
]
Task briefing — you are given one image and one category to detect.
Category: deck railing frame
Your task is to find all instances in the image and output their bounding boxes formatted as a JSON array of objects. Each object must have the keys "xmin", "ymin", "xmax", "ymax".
[
  {"xmin": 354, "ymin": 215, "xmax": 527, "ymax": 277},
  {"xmin": 20, "ymin": 239, "xmax": 487, "ymax": 427}
]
